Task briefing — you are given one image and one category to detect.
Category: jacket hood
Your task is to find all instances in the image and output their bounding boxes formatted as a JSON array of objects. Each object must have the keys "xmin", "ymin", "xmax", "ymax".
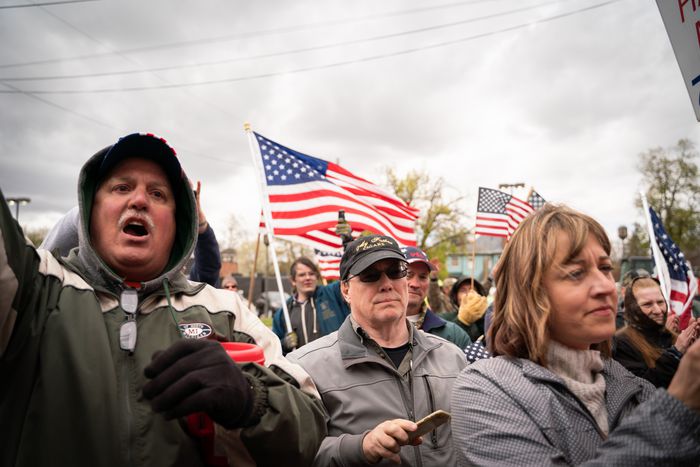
[
  {"xmin": 450, "ymin": 276, "xmax": 486, "ymax": 306},
  {"xmin": 70, "ymin": 142, "xmax": 197, "ymax": 296}
]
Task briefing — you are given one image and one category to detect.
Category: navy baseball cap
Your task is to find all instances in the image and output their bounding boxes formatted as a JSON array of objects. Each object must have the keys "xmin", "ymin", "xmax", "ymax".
[
  {"xmin": 340, "ymin": 235, "xmax": 407, "ymax": 281},
  {"xmin": 97, "ymin": 133, "xmax": 182, "ymax": 188},
  {"xmin": 401, "ymin": 246, "xmax": 437, "ymax": 271}
]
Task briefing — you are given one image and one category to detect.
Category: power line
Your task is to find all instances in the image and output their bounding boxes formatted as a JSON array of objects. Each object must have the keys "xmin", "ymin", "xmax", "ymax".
[
  {"xmin": 0, "ymin": 0, "xmax": 622, "ymax": 95},
  {"xmin": 0, "ymin": 80, "xmax": 115, "ymax": 128},
  {"xmin": 0, "ymin": 0, "xmax": 97, "ymax": 9},
  {"xmin": 0, "ymin": 0, "xmax": 570, "ymax": 82},
  {"xmin": 0, "ymin": 0, "xmax": 514, "ymax": 70}
]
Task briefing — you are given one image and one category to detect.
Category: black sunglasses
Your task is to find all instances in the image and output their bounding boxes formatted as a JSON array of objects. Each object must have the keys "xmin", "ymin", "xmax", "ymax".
[{"xmin": 348, "ymin": 262, "xmax": 408, "ymax": 283}]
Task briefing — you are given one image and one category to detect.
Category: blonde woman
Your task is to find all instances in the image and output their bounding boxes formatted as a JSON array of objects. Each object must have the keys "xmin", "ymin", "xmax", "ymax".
[{"xmin": 451, "ymin": 204, "xmax": 700, "ymax": 465}]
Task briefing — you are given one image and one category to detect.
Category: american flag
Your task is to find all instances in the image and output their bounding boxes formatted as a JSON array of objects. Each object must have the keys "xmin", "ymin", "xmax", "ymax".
[
  {"xmin": 314, "ymin": 249, "xmax": 342, "ymax": 281},
  {"xmin": 253, "ymin": 133, "xmax": 419, "ymax": 251},
  {"xmin": 528, "ymin": 189, "xmax": 546, "ymax": 210},
  {"xmin": 648, "ymin": 206, "xmax": 698, "ymax": 329},
  {"xmin": 475, "ymin": 187, "xmax": 534, "ymax": 238}
]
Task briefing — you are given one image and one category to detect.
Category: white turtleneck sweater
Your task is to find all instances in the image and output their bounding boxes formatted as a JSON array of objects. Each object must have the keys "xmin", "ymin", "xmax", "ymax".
[{"xmin": 546, "ymin": 340, "xmax": 609, "ymax": 435}]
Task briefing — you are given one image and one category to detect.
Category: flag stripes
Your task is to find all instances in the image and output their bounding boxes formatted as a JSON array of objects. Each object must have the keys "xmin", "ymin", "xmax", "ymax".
[{"xmin": 254, "ymin": 132, "xmax": 418, "ymax": 251}]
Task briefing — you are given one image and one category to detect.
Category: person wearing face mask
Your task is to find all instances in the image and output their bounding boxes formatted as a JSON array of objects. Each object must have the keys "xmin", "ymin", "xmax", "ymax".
[{"xmin": 613, "ymin": 276, "xmax": 699, "ymax": 388}]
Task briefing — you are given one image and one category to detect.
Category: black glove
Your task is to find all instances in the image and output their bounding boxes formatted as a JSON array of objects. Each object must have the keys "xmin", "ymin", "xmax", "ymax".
[{"xmin": 143, "ymin": 339, "xmax": 255, "ymax": 429}]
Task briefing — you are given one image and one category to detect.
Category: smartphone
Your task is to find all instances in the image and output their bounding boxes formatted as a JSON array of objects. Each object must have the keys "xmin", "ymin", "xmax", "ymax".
[{"xmin": 407, "ymin": 410, "xmax": 451, "ymax": 443}]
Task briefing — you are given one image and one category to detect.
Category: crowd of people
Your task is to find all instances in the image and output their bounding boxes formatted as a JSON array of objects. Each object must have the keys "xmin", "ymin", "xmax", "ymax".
[{"xmin": 1, "ymin": 132, "xmax": 700, "ymax": 466}]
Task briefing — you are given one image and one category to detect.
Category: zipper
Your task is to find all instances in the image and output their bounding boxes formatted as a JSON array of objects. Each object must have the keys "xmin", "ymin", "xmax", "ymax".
[
  {"xmin": 407, "ymin": 358, "xmax": 423, "ymax": 467},
  {"xmin": 423, "ymin": 375, "xmax": 439, "ymax": 447},
  {"xmin": 122, "ymin": 354, "xmax": 135, "ymax": 467},
  {"xmin": 300, "ymin": 301, "xmax": 309, "ymax": 344}
]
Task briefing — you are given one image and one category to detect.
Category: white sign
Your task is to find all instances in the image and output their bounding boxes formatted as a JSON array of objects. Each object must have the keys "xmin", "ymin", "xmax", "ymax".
[{"xmin": 657, "ymin": 1, "xmax": 700, "ymax": 120}]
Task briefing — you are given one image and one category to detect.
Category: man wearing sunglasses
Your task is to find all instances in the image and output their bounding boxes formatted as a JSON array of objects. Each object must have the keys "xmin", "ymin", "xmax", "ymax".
[{"xmin": 288, "ymin": 234, "xmax": 467, "ymax": 466}]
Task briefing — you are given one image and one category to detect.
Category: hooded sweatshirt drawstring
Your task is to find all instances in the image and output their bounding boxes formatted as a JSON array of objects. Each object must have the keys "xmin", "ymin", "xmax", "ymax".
[
  {"xmin": 299, "ymin": 297, "xmax": 318, "ymax": 344},
  {"xmin": 163, "ymin": 278, "xmax": 183, "ymax": 337}
]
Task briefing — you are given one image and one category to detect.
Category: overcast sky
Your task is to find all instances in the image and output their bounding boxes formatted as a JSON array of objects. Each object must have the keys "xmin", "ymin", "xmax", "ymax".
[{"xmin": 1, "ymin": 0, "xmax": 698, "ymax": 251}]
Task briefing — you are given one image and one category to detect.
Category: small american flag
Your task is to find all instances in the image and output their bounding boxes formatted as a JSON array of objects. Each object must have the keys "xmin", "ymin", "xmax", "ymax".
[
  {"xmin": 475, "ymin": 187, "xmax": 534, "ymax": 238},
  {"xmin": 528, "ymin": 189, "xmax": 546, "ymax": 210},
  {"xmin": 254, "ymin": 132, "xmax": 419, "ymax": 251},
  {"xmin": 314, "ymin": 249, "xmax": 342, "ymax": 281},
  {"xmin": 649, "ymin": 206, "xmax": 698, "ymax": 329}
]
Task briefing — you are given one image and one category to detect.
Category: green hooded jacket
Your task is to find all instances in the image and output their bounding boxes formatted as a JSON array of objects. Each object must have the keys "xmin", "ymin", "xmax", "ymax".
[{"xmin": 0, "ymin": 143, "xmax": 326, "ymax": 466}]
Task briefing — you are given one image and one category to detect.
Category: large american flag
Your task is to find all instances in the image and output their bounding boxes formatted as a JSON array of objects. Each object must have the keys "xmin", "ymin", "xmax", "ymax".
[
  {"xmin": 475, "ymin": 187, "xmax": 535, "ymax": 238},
  {"xmin": 253, "ymin": 132, "xmax": 419, "ymax": 251},
  {"xmin": 314, "ymin": 249, "xmax": 342, "ymax": 281},
  {"xmin": 648, "ymin": 206, "xmax": 698, "ymax": 329}
]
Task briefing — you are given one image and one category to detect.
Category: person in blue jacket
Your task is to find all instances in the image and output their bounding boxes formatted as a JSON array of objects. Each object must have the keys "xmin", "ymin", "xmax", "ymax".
[{"xmin": 272, "ymin": 257, "xmax": 350, "ymax": 353}]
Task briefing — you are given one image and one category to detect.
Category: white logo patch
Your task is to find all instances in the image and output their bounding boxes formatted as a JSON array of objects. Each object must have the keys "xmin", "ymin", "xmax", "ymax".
[{"xmin": 179, "ymin": 322, "xmax": 213, "ymax": 339}]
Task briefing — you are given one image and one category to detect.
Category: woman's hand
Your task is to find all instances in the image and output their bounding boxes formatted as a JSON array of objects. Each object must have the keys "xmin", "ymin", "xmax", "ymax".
[
  {"xmin": 668, "ymin": 338, "xmax": 700, "ymax": 413},
  {"xmin": 666, "ymin": 313, "xmax": 680, "ymax": 334},
  {"xmin": 675, "ymin": 318, "xmax": 698, "ymax": 354}
]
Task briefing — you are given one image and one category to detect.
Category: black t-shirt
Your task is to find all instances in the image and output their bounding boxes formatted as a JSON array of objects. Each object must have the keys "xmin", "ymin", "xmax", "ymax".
[{"xmin": 382, "ymin": 342, "xmax": 411, "ymax": 368}]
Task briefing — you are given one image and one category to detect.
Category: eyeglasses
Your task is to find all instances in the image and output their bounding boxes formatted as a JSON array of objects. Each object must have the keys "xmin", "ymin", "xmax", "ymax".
[
  {"xmin": 348, "ymin": 263, "xmax": 408, "ymax": 283},
  {"xmin": 223, "ymin": 284, "xmax": 238, "ymax": 290}
]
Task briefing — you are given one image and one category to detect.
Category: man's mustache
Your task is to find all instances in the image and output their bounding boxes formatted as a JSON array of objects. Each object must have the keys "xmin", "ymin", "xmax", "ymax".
[{"xmin": 118, "ymin": 210, "xmax": 155, "ymax": 230}]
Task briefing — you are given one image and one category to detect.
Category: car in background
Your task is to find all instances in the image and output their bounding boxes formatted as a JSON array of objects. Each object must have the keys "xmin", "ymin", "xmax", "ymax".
[{"xmin": 619, "ymin": 256, "xmax": 654, "ymax": 280}]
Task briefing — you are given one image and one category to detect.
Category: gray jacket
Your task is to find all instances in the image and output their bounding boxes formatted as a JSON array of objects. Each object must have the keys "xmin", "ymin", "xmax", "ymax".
[
  {"xmin": 288, "ymin": 316, "xmax": 467, "ymax": 466},
  {"xmin": 452, "ymin": 356, "xmax": 700, "ymax": 466}
]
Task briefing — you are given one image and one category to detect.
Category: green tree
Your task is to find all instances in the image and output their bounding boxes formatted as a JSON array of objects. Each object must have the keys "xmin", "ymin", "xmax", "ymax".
[
  {"xmin": 385, "ymin": 169, "xmax": 469, "ymax": 276},
  {"xmin": 624, "ymin": 222, "xmax": 649, "ymax": 258},
  {"xmin": 637, "ymin": 139, "xmax": 700, "ymax": 265}
]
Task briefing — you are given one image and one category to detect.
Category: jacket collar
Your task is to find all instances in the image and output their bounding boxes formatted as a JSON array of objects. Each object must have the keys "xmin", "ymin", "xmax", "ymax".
[
  {"xmin": 421, "ymin": 307, "xmax": 446, "ymax": 332},
  {"xmin": 518, "ymin": 354, "xmax": 646, "ymax": 423},
  {"xmin": 337, "ymin": 315, "xmax": 442, "ymax": 369}
]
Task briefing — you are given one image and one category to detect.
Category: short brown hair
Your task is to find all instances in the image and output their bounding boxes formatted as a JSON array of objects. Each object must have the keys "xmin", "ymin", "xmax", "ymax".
[
  {"xmin": 290, "ymin": 256, "xmax": 320, "ymax": 279},
  {"xmin": 488, "ymin": 204, "xmax": 612, "ymax": 365}
]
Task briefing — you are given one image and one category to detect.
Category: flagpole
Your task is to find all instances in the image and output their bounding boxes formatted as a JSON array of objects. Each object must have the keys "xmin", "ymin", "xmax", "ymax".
[
  {"xmin": 640, "ymin": 191, "xmax": 671, "ymax": 306},
  {"xmin": 470, "ymin": 233, "xmax": 477, "ymax": 288},
  {"xmin": 245, "ymin": 123, "xmax": 293, "ymax": 334},
  {"xmin": 247, "ymin": 230, "xmax": 261, "ymax": 309}
]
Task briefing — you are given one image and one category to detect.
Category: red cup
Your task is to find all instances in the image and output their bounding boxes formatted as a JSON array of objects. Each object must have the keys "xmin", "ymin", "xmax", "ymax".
[
  {"xmin": 187, "ymin": 341, "xmax": 265, "ymax": 466},
  {"xmin": 221, "ymin": 342, "xmax": 265, "ymax": 365}
]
